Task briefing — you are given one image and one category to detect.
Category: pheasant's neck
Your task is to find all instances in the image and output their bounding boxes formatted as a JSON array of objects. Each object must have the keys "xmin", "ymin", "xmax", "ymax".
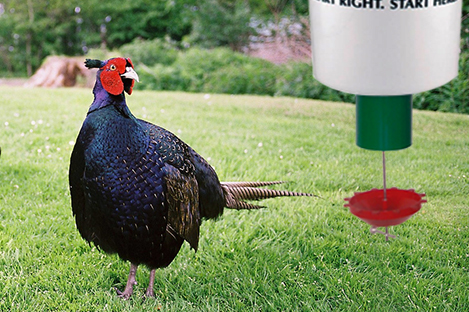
[{"xmin": 88, "ymin": 79, "xmax": 133, "ymax": 119}]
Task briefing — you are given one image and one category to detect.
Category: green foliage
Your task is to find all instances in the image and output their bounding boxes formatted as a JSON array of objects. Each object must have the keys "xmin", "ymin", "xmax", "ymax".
[
  {"xmin": 1, "ymin": 0, "xmax": 468, "ymax": 114},
  {"xmin": 414, "ymin": 52, "xmax": 469, "ymax": 114},
  {"xmin": 0, "ymin": 0, "xmax": 81, "ymax": 74},
  {"xmin": 1, "ymin": 87, "xmax": 468, "ymax": 310},
  {"xmin": 128, "ymin": 42, "xmax": 468, "ymax": 113},
  {"xmin": 190, "ymin": 0, "xmax": 253, "ymax": 51},
  {"xmin": 135, "ymin": 47, "xmax": 280, "ymax": 95},
  {"xmin": 275, "ymin": 61, "xmax": 356, "ymax": 102},
  {"xmin": 131, "ymin": 46, "xmax": 349, "ymax": 101},
  {"xmin": 137, "ymin": 64, "xmax": 189, "ymax": 92},
  {"xmin": 203, "ymin": 61, "xmax": 278, "ymax": 95},
  {"xmin": 0, "ymin": 0, "xmax": 196, "ymax": 75},
  {"xmin": 461, "ymin": 0, "xmax": 469, "ymax": 53},
  {"xmin": 176, "ymin": 47, "xmax": 279, "ymax": 94},
  {"xmin": 176, "ymin": 47, "xmax": 250, "ymax": 91},
  {"xmin": 94, "ymin": 0, "xmax": 195, "ymax": 48},
  {"xmin": 119, "ymin": 38, "xmax": 178, "ymax": 67},
  {"xmin": 250, "ymin": 0, "xmax": 309, "ymax": 16},
  {"xmin": 188, "ymin": 0, "xmax": 310, "ymax": 51},
  {"xmin": 126, "ymin": 46, "xmax": 337, "ymax": 103}
]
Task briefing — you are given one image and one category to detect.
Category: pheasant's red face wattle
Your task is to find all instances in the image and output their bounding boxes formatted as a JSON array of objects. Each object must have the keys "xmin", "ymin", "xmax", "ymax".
[{"xmin": 99, "ymin": 58, "xmax": 137, "ymax": 96}]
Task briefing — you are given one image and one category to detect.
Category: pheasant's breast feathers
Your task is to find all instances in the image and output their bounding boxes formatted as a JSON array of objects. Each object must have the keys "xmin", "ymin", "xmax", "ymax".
[{"xmin": 141, "ymin": 120, "xmax": 195, "ymax": 175}]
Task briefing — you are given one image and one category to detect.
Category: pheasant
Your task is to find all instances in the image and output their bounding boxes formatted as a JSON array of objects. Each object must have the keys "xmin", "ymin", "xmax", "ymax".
[{"xmin": 69, "ymin": 57, "xmax": 314, "ymax": 299}]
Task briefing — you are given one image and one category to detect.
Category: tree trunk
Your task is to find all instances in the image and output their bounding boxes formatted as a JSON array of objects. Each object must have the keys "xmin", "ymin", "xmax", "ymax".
[
  {"xmin": 26, "ymin": 0, "xmax": 34, "ymax": 77},
  {"xmin": 25, "ymin": 56, "xmax": 96, "ymax": 88}
]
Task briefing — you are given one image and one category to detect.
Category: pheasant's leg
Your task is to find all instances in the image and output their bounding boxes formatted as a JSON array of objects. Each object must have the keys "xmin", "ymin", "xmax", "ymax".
[
  {"xmin": 144, "ymin": 269, "xmax": 156, "ymax": 298},
  {"xmin": 116, "ymin": 263, "xmax": 138, "ymax": 299}
]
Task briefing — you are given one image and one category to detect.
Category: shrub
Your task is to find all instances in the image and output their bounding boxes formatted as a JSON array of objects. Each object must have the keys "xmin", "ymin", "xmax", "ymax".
[
  {"xmin": 189, "ymin": 0, "xmax": 253, "ymax": 51},
  {"xmin": 275, "ymin": 62, "xmax": 355, "ymax": 103},
  {"xmin": 136, "ymin": 63, "xmax": 189, "ymax": 91},
  {"xmin": 175, "ymin": 47, "xmax": 253, "ymax": 92},
  {"xmin": 119, "ymin": 38, "xmax": 178, "ymax": 67},
  {"xmin": 413, "ymin": 52, "xmax": 469, "ymax": 114},
  {"xmin": 203, "ymin": 59, "xmax": 279, "ymax": 95},
  {"xmin": 123, "ymin": 41, "xmax": 468, "ymax": 114},
  {"xmin": 275, "ymin": 62, "xmax": 321, "ymax": 98}
]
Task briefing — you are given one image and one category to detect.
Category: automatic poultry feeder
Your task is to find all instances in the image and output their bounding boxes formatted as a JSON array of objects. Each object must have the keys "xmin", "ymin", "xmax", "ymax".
[{"xmin": 309, "ymin": 0, "xmax": 462, "ymax": 239}]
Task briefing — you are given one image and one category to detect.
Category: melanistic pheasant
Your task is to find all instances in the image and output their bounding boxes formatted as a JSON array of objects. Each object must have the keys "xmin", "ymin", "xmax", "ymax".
[{"xmin": 69, "ymin": 57, "xmax": 314, "ymax": 299}]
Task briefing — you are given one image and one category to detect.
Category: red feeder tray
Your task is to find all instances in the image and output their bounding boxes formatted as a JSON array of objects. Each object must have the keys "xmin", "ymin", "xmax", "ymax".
[{"xmin": 344, "ymin": 188, "xmax": 426, "ymax": 227}]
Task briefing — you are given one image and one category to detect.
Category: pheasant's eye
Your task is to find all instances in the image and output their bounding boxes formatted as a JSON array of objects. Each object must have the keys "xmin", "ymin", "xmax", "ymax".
[{"xmin": 109, "ymin": 64, "xmax": 117, "ymax": 71}]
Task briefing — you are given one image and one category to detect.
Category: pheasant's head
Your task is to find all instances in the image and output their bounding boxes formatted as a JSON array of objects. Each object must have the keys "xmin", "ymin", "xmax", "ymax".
[{"xmin": 85, "ymin": 58, "xmax": 139, "ymax": 96}]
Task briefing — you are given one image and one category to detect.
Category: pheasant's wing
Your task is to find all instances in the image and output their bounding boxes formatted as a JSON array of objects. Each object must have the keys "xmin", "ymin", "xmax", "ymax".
[
  {"xmin": 142, "ymin": 120, "xmax": 201, "ymax": 251},
  {"xmin": 161, "ymin": 164, "xmax": 200, "ymax": 251},
  {"xmin": 188, "ymin": 149, "xmax": 225, "ymax": 219},
  {"xmin": 69, "ymin": 132, "xmax": 90, "ymax": 242}
]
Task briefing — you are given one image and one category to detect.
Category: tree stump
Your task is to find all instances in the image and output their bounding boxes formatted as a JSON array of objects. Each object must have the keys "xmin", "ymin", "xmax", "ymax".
[{"xmin": 25, "ymin": 56, "xmax": 96, "ymax": 88}]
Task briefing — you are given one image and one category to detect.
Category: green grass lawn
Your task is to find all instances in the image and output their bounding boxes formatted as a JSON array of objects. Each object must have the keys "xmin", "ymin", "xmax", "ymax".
[{"xmin": 0, "ymin": 86, "xmax": 468, "ymax": 311}]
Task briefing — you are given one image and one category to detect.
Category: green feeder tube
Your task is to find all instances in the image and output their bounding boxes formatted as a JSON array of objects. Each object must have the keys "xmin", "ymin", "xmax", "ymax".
[{"xmin": 356, "ymin": 95, "xmax": 412, "ymax": 151}]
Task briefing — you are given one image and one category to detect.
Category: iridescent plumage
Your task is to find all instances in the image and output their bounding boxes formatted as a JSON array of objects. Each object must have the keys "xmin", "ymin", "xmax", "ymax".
[{"xmin": 69, "ymin": 57, "xmax": 313, "ymax": 299}]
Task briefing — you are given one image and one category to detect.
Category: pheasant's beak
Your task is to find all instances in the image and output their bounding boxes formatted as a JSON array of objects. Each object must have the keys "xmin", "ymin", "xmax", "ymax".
[{"xmin": 121, "ymin": 66, "xmax": 139, "ymax": 83}]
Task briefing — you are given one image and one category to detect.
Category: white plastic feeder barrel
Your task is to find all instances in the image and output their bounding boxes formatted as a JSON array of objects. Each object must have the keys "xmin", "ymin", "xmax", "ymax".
[{"xmin": 309, "ymin": 0, "xmax": 462, "ymax": 96}]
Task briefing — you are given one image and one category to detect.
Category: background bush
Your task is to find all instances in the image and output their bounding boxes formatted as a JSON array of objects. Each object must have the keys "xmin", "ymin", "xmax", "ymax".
[
  {"xmin": 274, "ymin": 62, "xmax": 355, "ymax": 103},
  {"xmin": 414, "ymin": 52, "xmax": 469, "ymax": 114},
  {"xmin": 1, "ymin": 0, "xmax": 467, "ymax": 114},
  {"xmin": 120, "ymin": 38, "xmax": 179, "ymax": 67},
  {"xmin": 130, "ymin": 46, "xmax": 355, "ymax": 103},
  {"xmin": 126, "ymin": 43, "xmax": 468, "ymax": 114},
  {"xmin": 202, "ymin": 58, "xmax": 279, "ymax": 95}
]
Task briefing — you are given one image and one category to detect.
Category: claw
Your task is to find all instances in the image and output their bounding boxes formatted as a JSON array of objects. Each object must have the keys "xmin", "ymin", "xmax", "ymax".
[
  {"xmin": 143, "ymin": 288, "xmax": 156, "ymax": 299},
  {"xmin": 115, "ymin": 286, "xmax": 134, "ymax": 300}
]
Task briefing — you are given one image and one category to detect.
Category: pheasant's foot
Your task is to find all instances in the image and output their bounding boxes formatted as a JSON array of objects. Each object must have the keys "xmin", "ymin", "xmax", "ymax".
[
  {"xmin": 144, "ymin": 269, "xmax": 157, "ymax": 298},
  {"xmin": 144, "ymin": 288, "xmax": 155, "ymax": 298},
  {"xmin": 116, "ymin": 263, "xmax": 138, "ymax": 300}
]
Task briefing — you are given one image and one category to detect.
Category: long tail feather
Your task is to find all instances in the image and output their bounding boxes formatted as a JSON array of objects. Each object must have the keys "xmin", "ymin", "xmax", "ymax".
[
  {"xmin": 221, "ymin": 181, "xmax": 315, "ymax": 210},
  {"xmin": 220, "ymin": 181, "xmax": 285, "ymax": 188}
]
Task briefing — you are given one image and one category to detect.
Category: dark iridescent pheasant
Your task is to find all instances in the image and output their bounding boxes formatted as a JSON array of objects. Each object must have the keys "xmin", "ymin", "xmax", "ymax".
[{"xmin": 69, "ymin": 57, "xmax": 314, "ymax": 299}]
